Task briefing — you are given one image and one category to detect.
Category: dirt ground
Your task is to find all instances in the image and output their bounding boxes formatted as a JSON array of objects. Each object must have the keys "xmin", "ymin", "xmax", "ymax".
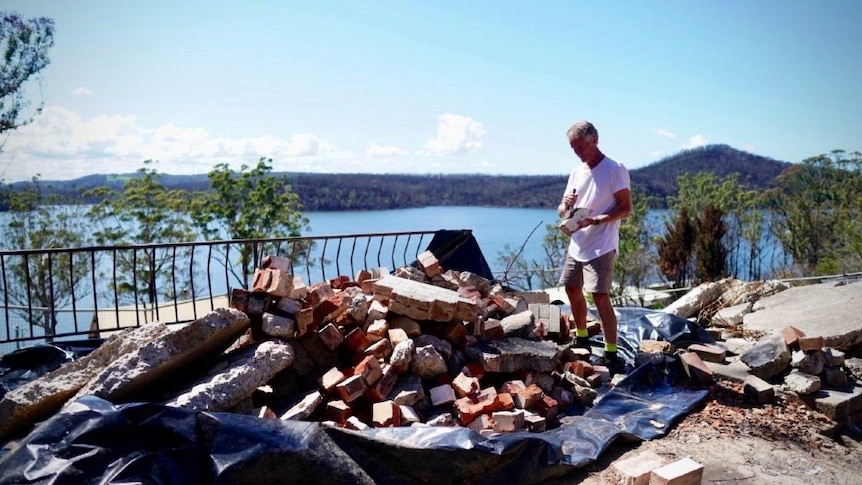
[{"xmin": 551, "ymin": 378, "xmax": 862, "ymax": 484}]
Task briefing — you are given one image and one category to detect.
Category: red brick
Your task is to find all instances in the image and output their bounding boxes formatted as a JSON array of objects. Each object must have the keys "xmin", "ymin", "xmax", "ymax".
[
  {"xmin": 687, "ymin": 343, "xmax": 726, "ymax": 363},
  {"xmin": 499, "ymin": 380, "xmax": 526, "ymax": 394},
  {"xmin": 534, "ymin": 395, "xmax": 559, "ymax": 419},
  {"xmin": 430, "ymin": 384, "xmax": 456, "ymax": 406},
  {"xmin": 364, "ymin": 338, "xmax": 393, "ymax": 360},
  {"xmin": 495, "ymin": 392, "xmax": 515, "ymax": 411},
  {"xmin": 326, "ymin": 400, "xmax": 352, "ymax": 424},
  {"xmin": 318, "ymin": 322, "xmax": 344, "ymax": 350},
  {"xmin": 680, "ymin": 352, "xmax": 714, "ymax": 384},
  {"xmin": 463, "ymin": 362, "xmax": 485, "ymax": 379},
  {"xmin": 307, "ymin": 282, "xmax": 335, "ymax": 307},
  {"xmin": 292, "ymin": 306, "xmax": 313, "ymax": 336},
  {"xmin": 480, "ymin": 319, "xmax": 505, "ymax": 341},
  {"xmin": 329, "ymin": 275, "xmax": 351, "ymax": 290},
  {"xmin": 336, "ymin": 375, "xmax": 368, "ymax": 403},
  {"xmin": 230, "ymin": 288, "xmax": 250, "ymax": 313},
  {"xmin": 361, "ymin": 278, "xmax": 379, "ymax": 295},
  {"xmin": 569, "ymin": 360, "xmax": 594, "ymax": 378},
  {"xmin": 454, "ymin": 388, "xmax": 499, "ymax": 425},
  {"xmin": 354, "ymin": 355, "xmax": 383, "ymax": 387},
  {"xmin": 798, "ymin": 335, "xmax": 824, "ymax": 352},
  {"xmin": 781, "ymin": 325, "xmax": 806, "ymax": 348},
  {"xmin": 312, "ymin": 298, "xmax": 341, "ymax": 327},
  {"xmin": 344, "ymin": 327, "xmax": 371, "ymax": 353},
  {"xmin": 442, "ymin": 321, "xmax": 469, "ymax": 348},
  {"xmin": 372, "ymin": 400, "xmax": 401, "ymax": 427},
  {"xmin": 319, "ymin": 367, "xmax": 346, "ymax": 394},
  {"xmin": 417, "ymin": 250, "xmax": 442, "ymax": 277},
  {"xmin": 452, "ymin": 372, "xmax": 481, "ymax": 398},
  {"xmin": 514, "ymin": 384, "xmax": 544, "ymax": 410},
  {"xmin": 364, "ymin": 364, "xmax": 398, "ymax": 402}
]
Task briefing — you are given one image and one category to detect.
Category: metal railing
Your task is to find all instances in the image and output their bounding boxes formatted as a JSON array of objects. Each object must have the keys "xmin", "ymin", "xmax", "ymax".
[{"xmin": 0, "ymin": 229, "xmax": 449, "ymax": 352}]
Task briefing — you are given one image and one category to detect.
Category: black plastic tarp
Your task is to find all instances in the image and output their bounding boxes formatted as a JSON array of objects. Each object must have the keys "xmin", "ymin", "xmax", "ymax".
[
  {"xmin": 0, "ymin": 339, "xmax": 104, "ymax": 400},
  {"xmin": 0, "ymin": 363, "xmax": 705, "ymax": 485},
  {"xmin": 415, "ymin": 230, "xmax": 495, "ymax": 281},
  {"xmin": 0, "ymin": 309, "xmax": 710, "ymax": 485}
]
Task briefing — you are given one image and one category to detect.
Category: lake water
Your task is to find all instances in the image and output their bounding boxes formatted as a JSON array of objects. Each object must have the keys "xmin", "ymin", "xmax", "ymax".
[{"xmin": 303, "ymin": 206, "xmax": 560, "ymax": 269}]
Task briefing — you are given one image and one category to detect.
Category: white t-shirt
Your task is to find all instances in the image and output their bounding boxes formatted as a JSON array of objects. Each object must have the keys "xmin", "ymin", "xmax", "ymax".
[{"xmin": 563, "ymin": 156, "xmax": 631, "ymax": 262}]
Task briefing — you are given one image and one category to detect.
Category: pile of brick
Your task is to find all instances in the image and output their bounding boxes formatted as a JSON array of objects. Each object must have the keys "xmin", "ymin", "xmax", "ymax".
[{"xmin": 232, "ymin": 251, "xmax": 615, "ymax": 434}]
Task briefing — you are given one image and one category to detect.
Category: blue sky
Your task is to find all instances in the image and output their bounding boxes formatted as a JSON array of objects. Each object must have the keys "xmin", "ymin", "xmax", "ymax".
[{"xmin": 1, "ymin": 0, "xmax": 860, "ymax": 182}]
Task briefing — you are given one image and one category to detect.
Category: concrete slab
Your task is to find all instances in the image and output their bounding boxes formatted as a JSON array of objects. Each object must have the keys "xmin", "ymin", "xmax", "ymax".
[{"xmin": 742, "ymin": 280, "xmax": 862, "ymax": 349}]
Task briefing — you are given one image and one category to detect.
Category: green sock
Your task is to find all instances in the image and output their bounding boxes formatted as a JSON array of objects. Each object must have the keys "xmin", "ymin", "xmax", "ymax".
[
  {"xmin": 576, "ymin": 328, "xmax": 589, "ymax": 338},
  {"xmin": 605, "ymin": 342, "xmax": 618, "ymax": 353}
]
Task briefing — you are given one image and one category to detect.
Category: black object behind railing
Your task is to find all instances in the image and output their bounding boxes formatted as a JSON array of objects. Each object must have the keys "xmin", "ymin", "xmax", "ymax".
[{"xmin": 0, "ymin": 229, "xmax": 451, "ymax": 352}]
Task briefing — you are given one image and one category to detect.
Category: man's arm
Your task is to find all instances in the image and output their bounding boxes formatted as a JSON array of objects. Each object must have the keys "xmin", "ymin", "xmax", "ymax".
[{"xmin": 586, "ymin": 188, "xmax": 632, "ymax": 226}]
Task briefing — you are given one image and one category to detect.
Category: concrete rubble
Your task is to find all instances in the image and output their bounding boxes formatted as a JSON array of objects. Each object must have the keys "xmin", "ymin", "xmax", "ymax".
[
  {"xmin": 1, "ymin": 253, "xmax": 861, "ymax": 483},
  {"xmin": 664, "ymin": 277, "xmax": 862, "ymax": 438}
]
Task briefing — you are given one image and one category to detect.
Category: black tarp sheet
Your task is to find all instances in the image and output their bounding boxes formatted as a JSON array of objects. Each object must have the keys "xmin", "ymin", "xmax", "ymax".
[
  {"xmin": 415, "ymin": 230, "xmax": 495, "ymax": 281},
  {"xmin": 0, "ymin": 309, "xmax": 710, "ymax": 485}
]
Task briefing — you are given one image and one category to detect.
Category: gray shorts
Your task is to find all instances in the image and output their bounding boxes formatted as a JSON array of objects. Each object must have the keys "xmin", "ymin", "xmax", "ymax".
[{"xmin": 557, "ymin": 251, "xmax": 616, "ymax": 294}]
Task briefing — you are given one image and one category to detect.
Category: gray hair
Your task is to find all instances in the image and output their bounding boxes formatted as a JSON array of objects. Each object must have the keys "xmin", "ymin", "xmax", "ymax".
[{"xmin": 566, "ymin": 120, "xmax": 598, "ymax": 142}]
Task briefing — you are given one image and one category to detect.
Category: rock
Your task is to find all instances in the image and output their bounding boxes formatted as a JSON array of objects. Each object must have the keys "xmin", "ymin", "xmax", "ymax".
[
  {"xmin": 465, "ymin": 337, "xmax": 561, "ymax": 373},
  {"xmin": 500, "ymin": 310, "xmax": 535, "ymax": 337},
  {"xmin": 389, "ymin": 338, "xmax": 414, "ymax": 373},
  {"xmin": 663, "ymin": 279, "xmax": 730, "ymax": 319},
  {"xmin": 782, "ymin": 369, "xmax": 821, "ymax": 395},
  {"xmin": 713, "ymin": 302, "xmax": 752, "ymax": 325},
  {"xmin": 411, "ymin": 344, "xmax": 448, "ymax": 379},
  {"xmin": 740, "ymin": 334, "xmax": 791, "ymax": 380},
  {"xmin": 846, "ymin": 357, "xmax": 862, "ymax": 379},
  {"xmin": 791, "ymin": 349, "xmax": 825, "ymax": 375}
]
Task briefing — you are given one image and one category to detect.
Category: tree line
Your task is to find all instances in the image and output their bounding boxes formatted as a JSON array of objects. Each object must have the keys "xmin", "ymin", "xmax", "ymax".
[{"xmin": 2, "ymin": 144, "xmax": 791, "ymax": 212}]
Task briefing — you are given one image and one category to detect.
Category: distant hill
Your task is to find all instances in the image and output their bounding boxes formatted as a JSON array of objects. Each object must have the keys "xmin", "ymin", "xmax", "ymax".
[
  {"xmin": 5, "ymin": 144, "xmax": 794, "ymax": 210},
  {"xmin": 630, "ymin": 144, "xmax": 792, "ymax": 202}
]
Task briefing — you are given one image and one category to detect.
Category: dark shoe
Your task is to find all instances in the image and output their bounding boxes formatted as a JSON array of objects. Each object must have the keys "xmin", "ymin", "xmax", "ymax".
[
  {"xmin": 571, "ymin": 336, "xmax": 591, "ymax": 349},
  {"xmin": 594, "ymin": 351, "xmax": 625, "ymax": 376}
]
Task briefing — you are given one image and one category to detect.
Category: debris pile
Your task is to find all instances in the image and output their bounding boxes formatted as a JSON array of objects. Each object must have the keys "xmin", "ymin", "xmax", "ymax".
[
  {"xmin": 0, "ymin": 251, "xmax": 621, "ymax": 444},
  {"xmin": 660, "ymin": 276, "xmax": 862, "ymax": 438}
]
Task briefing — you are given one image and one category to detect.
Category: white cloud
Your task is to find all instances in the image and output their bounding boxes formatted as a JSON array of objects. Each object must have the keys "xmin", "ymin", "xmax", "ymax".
[
  {"xmin": 420, "ymin": 114, "xmax": 486, "ymax": 156},
  {"xmin": 365, "ymin": 143, "xmax": 407, "ymax": 158},
  {"xmin": 72, "ymin": 87, "xmax": 94, "ymax": 96},
  {"xmin": 682, "ymin": 134, "xmax": 709, "ymax": 149},
  {"xmin": 0, "ymin": 105, "xmax": 354, "ymax": 181},
  {"xmin": 650, "ymin": 127, "xmax": 675, "ymax": 139},
  {"xmin": 0, "ymin": 107, "xmax": 499, "ymax": 181}
]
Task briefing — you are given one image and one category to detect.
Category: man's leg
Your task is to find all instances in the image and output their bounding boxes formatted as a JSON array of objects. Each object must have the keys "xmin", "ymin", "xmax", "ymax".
[
  {"xmin": 560, "ymin": 255, "xmax": 590, "ymax": 348},
  {"xmin": 566, "ymin": 285, "xmax": 588, "ymax": 332},
  {"xmin": 592, "ymin": 292, "xmax": 618, "ymax": 350},
  {"xmin": 584, "ymin": 252, "xmax": 624, "ymax": 374}
]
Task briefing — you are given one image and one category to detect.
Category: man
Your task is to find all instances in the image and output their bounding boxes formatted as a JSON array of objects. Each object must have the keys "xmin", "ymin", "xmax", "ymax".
[{"xmin": 557, "ymin": 120, "xmax": 632, "ymax": 375}]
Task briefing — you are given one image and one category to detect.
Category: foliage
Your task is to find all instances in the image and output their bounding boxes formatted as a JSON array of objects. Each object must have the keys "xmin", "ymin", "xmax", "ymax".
[
  {"xmin": 666, "ymin": 172, "xmax": 766, "ymax": 281},
  {"xmin": 767, "ymin": 150, "xmax": 862, "ymax": 275},
  {"xmin": 85, "ymin": 161, "xmax": 196, "ymax": 306},
  {"xmin": 189, "ymin": 158, "xmax": 309, "ymax": 289},
  {"xmin": 693, "ymin": 204, "xmax": 728, "ymax": 282},
  {"xmin": 0, "ymin": 12, "xmax": 54, "ymax": 138},
  {"xmin": 615, "ymin": 189, "xmax": 654, "ymax": 304},
  {"xmin": 657, "ymin": 206, "xmax": 695, "ymax": 287},
  {"xmin": 1, "ymin": 176, "xmax": 92, "ymax": 337}
]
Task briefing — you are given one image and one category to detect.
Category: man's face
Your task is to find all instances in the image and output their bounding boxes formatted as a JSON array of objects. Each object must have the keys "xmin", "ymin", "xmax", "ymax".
[{"xmin": 569, "ymin": 136, "xmax": 597, "ymax": 163}]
